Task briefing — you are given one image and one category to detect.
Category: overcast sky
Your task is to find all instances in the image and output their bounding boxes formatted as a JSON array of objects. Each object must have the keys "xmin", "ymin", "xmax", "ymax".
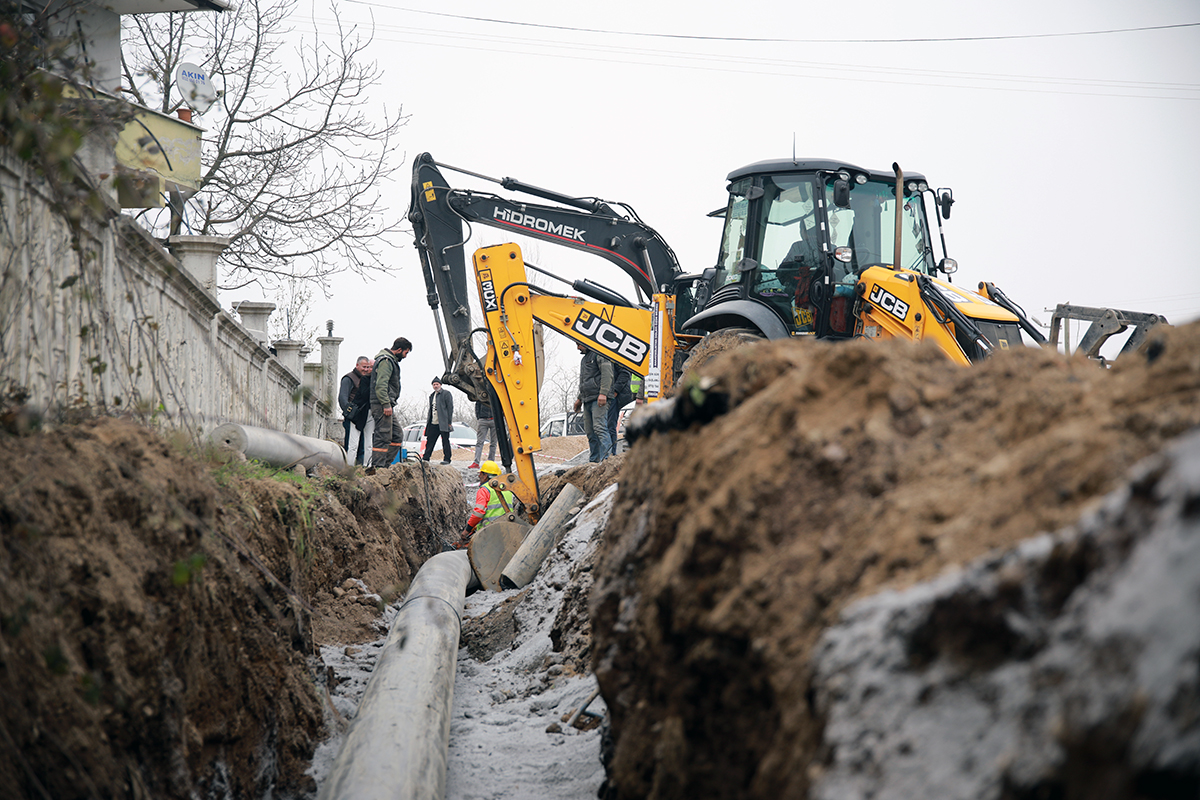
[{"xmin": 227, "ymin": 0, "xmax": 1199, "ymax": 405}]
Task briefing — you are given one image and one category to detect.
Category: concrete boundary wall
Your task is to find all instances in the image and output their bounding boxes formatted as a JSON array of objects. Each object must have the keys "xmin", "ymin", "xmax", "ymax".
[{"xmin": 0, "ymin": 147, "xmax": 340, "ymax": 438}]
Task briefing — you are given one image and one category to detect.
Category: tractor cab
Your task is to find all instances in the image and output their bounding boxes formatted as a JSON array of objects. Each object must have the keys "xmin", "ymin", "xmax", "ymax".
[{"xmin": 684, "ymin": 159, "xmax": 956, "ymax": 341}]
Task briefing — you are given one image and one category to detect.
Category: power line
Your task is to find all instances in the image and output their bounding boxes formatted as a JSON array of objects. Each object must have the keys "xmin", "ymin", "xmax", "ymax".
[
  {"xmin": 342, "ymin": 2, "xmax": 1200, "ymax": 44},
  {"xmin": 315, "ymin": 16, "xmax": 1200, "ymax": 95},
  {"xmin": 311, "ymin": 16, "xmax": 1200, "ymax": 101}
]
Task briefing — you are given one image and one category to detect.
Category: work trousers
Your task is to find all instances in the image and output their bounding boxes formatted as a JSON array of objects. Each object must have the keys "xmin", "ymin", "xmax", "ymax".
[
  {"xmin": 581, "ymin": 399, "xmax": 611, "ymax": 463},
  {"xmin": 423, "ymin": 427, "xmax": 452, "ymax": 462},
  {"xmin": 473, "ymin": 417, "xmax": 497, "ymax": 464},
  {"xmin": 606, "ymin": 388, "xmax": 634, "ymax": 457},
  {"xmin": 369, "ymin": 405, "xmax": 401, "ymax": 467}
]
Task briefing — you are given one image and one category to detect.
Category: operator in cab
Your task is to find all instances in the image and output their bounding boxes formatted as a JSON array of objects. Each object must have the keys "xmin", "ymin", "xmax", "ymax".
[{"xmin": 458, "ymin": 461, "xmax": 517, "ymax": 549}]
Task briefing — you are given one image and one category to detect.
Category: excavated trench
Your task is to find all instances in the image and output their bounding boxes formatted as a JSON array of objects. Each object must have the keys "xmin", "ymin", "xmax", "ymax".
[{"xmin": 3, "ymin": 322, "xmax": 1200, "ymax": 799}]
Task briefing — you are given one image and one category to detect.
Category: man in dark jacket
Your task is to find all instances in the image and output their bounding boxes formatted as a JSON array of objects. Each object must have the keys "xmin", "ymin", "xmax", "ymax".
[
  {"xmin": 368, "ymin": 337, "xmax": 411, "ymax": 468},
  {"xmin": 422, "ymin": 378, "xmax": 455, "ymax": 464},
  {"xmin": 606, "ymin": 363, "xmax": 635, "ymax": 457},
  {"xmin": 339, "ymin": 356, "xmax": 372, "ymax": 465},
  {"xmin": 572, "ymin": 343, "xmax": 613, "ymax": 462}
]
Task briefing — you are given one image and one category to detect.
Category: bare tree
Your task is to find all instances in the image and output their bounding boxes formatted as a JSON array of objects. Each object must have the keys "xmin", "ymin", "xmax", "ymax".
[
  {"xmin": 539, "ymin": 333, "xmax": 579, "ymax": 419},
  {"xmin": 268, "ymin": 277, "xmax": 318, "ymax": 347},
  {"xmin": 120, "ymin": 0, "xmax": 406, "ymax": 291},
  {"xmin": 393, "ymin": 394, "xmax": 425, "ymax": 429}
]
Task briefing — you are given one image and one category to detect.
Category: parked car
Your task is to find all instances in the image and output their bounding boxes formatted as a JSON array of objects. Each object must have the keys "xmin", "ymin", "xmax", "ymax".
[
  {"xmin": 540, "ymin": 404, "xmax": 638, "ymax": 452},
  {"xmin": 614, "ymin": 400, "xmax": 638, "ymax": 453},
  {"xmin": 401, "ymin": 422, "xmax": 477, "ymax": 460},
  {"xmin": 540, "ymin": 412, "xmax": 585, "ymax": 438}
]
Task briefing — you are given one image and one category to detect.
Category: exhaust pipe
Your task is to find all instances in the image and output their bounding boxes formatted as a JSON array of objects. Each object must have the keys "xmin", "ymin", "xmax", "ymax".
[{"xmin": 892, "ymin": 162, "xmax": 904, "ymax": 271}]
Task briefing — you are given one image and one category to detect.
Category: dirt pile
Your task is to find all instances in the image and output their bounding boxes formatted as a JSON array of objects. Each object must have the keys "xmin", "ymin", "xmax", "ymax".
[
  {"xmin": 809, "ymin": 430, "xmax": 1200, "ymax": 800},
  {"xmin": 0, "ymin": 419, "xmax": 467, "ymax": 799},
  {"xmin": 589, "ymin": 323, "xmax": 1200, "ymax": 800}
]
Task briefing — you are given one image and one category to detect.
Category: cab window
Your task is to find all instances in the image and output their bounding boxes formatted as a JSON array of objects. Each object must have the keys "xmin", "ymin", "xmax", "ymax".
[
  {"xmin": 824, "ymin": 179, "xmax": 935, "ymax": 275},
  {"xmin": 716, "ymin": 178, "xmax": 751, "ymax": 288},
  {"xmin": 748, "ymin": 175, "xmax": 820, "ymax": 331}
]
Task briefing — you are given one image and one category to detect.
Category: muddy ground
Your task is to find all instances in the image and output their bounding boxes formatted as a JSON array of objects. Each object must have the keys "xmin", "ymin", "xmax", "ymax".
[
  {"xmin": 2, "ymin": 321, "xmax": 1198, "ymax": 799},
  {"xmin": 590, "ymin": 322, "xmax": 1200, "ymax": 799},
  {"xmin": 0, "ymin": 420, "xmax": 468, "ymax": 799}
]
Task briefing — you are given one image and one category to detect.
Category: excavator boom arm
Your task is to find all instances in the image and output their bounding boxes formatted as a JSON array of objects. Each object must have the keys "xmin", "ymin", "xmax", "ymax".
[
  {"xmin": 472, "ymin": 243, "xmax": 678, "ymax": 519},
  {"xmin": 409, "ymin": 152, "xmax": 682, "ymax": 399}
]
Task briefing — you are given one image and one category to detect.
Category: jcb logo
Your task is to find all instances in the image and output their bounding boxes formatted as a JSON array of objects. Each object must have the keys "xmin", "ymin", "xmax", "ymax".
[
  {"xmin": 573, "ymin": 310, "xmax": 648, "ymax": 365},
  {"xmin": 480, "ymin": 272, "xmax": 498, "ymax": 312},
  {"xmin": 868, "ymin": 286, "xmax": 909, "ymax": 321}
]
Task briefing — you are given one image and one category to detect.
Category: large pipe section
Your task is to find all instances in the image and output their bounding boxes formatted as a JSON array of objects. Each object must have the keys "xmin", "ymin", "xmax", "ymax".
[
  {"xmin": 500, "ymin": 483, "xmax": 584, "ymax": 590},
  {"xmin": 319, "ymin": 550, "xmax": 475, "ymax": 800},
  {"xmin": 209, "ymin": 422, "xmax": 349, "ymax": 471}
]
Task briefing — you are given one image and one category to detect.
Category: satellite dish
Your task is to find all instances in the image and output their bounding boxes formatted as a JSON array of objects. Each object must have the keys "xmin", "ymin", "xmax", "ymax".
[{"xmin": 175, "ymin": 62, "xmax": 218, "ymax": 115}]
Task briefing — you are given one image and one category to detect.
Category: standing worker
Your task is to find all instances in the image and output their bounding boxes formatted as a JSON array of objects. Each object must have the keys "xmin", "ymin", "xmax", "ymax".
[
  {"xmin": 368, "ymin": 337, "xmax": 412, "ymax": 468},
  {"xmin": 573, "ymin": 343, "xmax": 612, "ymax": 462},
  {"xmin": 339, "ymin": 356, "xmax": 373, "ymax": 466},
  {"xmin": 629, "ymin": 371, "xmax": 644, "ymax": 405},
  {"xmin": 469, "ymin": 393, "xmax": 498, "ymax": 470},
  {"xmin": 458, "ymin": 461, "xmax": 516, "ymax": 549},
  {"xmin": 422, "ymin": 378, "xmax": 455, "ymax": 464},
  {"xmin": 606, "ymin": 363, "xmax": 635, "ymax": 457}
]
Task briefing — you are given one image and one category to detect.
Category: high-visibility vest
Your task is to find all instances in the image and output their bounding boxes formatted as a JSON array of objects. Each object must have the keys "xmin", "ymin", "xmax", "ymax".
[
  {"xmin": 629, "ymin": 373, "xmax": 643, "ymax": 395},
  {"xmin": 481, "ymin": 484, "xmax": 516, "ymax": 525}
]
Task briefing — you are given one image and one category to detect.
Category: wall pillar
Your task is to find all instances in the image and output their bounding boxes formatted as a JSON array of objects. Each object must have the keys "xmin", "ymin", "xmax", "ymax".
[
  {"xmin": 317, "ymin": 332, "xmax": 343, "ymax": 414},
  {"xmin": 272, "ymin": 339, "xmax": 304, "ymax": 381},
  {"xmin": 169, "ymin": 235, "xmax": 230, "ymax": 298},
  {"xmin": 303, "ymin": 361, "xmax": 324, "ymax": 438},
  {"xmin": 234, "ymin": 301, "xmax": 275, "ymax": 347}
]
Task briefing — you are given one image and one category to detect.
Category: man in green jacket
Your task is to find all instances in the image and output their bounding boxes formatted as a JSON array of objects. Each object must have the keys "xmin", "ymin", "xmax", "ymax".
[{"xmin": 368, "ymin": 336, "xmax": 412, "ymax": 467}]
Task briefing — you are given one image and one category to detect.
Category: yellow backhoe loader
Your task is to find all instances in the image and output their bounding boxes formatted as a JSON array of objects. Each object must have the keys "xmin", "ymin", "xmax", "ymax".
[{"xmin": 408, "ymin": 154, "xmax": 1166, "ymax": 518}]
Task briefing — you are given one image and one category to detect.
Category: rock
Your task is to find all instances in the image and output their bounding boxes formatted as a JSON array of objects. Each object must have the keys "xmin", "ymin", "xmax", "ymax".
[{"xmin": 810, "ymin": 431, "xmax": 1200, "ymax": 800}]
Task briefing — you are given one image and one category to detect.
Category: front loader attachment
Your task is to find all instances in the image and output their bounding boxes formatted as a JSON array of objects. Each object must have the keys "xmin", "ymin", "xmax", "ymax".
[{"xmin": 1049, "ymin": 305, "xmax": 1169, "ymax": 361}]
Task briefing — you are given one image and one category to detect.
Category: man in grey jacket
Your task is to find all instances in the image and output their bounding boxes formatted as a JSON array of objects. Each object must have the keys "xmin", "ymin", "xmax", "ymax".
[
  {"xmin": 368, "ymin": 337, "xmax": 411, "ymax": 468},
  {"xmin": 422, "ymin": 378, "xmax": 455, "ymax": 464},
  {"xmin": 573, "ymin": 343, "xmax": 613, "ymax": 462}
]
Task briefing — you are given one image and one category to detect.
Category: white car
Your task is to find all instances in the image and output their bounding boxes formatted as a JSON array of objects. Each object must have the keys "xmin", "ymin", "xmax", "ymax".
[
  {"xmin": 401, "ymin": 422, "xmax": 477, "ymax": 460},
  {"xmin": 540, "ymin": 412, "xmax": 585, "ymax": 438}
]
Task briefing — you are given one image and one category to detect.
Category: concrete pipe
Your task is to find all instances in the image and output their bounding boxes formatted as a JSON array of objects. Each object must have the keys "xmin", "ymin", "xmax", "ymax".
[
  {"xmin": 500, "ymin": 482, "xmax": 584, "ymax": 590},
  {"xmin": 209, "ymin": 422, "xmax": 349, "ymax": 471},
  {"xmin": 319, "ymin": 550, "xmax": 474, "ymax": 800}
]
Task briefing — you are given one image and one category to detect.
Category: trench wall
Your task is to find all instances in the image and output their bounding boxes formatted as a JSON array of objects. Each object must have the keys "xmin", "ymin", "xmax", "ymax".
[{"xmin": 0, "ymin": 147, "xmax": 339, "ymax": 439}]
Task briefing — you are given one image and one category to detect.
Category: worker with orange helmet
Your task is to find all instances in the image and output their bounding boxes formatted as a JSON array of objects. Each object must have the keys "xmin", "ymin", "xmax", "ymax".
[{"xmin": 458, "ymin": 461, "xmax": 517, "ymax": 549}]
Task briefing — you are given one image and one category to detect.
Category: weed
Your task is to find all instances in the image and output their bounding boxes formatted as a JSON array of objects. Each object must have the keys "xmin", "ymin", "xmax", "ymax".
[
  {"xmin": 276, "ymin": 496, "xmax": 314, "ymax": 561},
  {"xmin": 172, "ymin": 553, "xmax": 207, "ymax": 587},
  {"xmin": 205, "ymin": 454, "xmax": 322, "ymax": 565},
  {"xmin": 43, "ymin": 644, "xmax": 69, "ymax": 676},
  {"xmin": 1, "ymin": 597, "xmax": 36, "ymax": 636},
  {"xmin": 79, "ymin": 672, "xmax": 102, "ymax": 705}
]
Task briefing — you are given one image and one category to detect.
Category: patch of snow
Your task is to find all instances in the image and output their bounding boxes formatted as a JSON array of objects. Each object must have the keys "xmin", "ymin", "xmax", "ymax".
[
  {"xmin": 444, "ymin": 484, "xmax": 616, "ymax": 799},
  {"xmin": 309, "ymin": 484, "xmax": 618, "ymax": 799}
]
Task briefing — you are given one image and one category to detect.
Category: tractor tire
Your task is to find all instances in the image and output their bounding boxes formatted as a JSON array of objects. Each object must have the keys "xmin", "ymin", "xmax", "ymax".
[{"xmin": 673, "ymin": 327, "xmax": 764, "ymax": 393}]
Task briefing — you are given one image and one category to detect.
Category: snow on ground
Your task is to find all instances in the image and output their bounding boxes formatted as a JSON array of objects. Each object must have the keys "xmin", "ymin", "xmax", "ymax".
[
  {"xmin": 445, "ymin": 483, "xmax": 616, "ymax": 800},
  {"xmin": 310, "ymin": 470, "xmax": 615, "ymax": 799}
]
